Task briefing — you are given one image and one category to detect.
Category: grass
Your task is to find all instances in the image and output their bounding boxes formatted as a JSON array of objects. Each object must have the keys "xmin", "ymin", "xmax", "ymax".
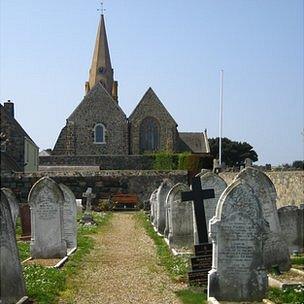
[
  {"xmin": 135, "ymin": 211, "xmax": 207, "ymax": 304},
  {"xmin": 267, "ymin": 286, "xmax": 304, "ymax": 304},
  {"xmin": 291, "ymin": 256, "xmax": 304, "ymax": 265},
  {"xmin": 21, "ymin": 211, "xmax": 112, "ymax": 304},
  {"xmin": 18, "ymin": 241, "xmax": 30, "ymax": 261}
]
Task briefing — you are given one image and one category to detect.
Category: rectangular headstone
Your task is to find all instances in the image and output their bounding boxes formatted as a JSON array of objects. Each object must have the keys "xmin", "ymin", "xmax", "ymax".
[
  {"xmin": 208, "ymin": 179, "xmax": 267, "ymax": 301},
  {"xmin": 19, "ymin": 203, "xmax": 31, "ymax": 240},
  {"xmin": 1, "ymin": 190, "xmax": 27, "ymax": 303},
  {"xmin": 29, "ymin": 177, "xmax": 67, "ymax": 258},
  {"xmin": 278, "ymin": 205, "xmax": 304, "ymax": 254},
  {"xmin": 59, "ymin": 184, "xmax": 77, "ymax": 249}
]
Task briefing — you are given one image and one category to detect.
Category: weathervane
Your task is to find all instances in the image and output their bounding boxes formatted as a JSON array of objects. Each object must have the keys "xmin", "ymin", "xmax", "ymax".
[{"xmin": 97, "ymin": 1, "xmax": 106, "ymax": 14}]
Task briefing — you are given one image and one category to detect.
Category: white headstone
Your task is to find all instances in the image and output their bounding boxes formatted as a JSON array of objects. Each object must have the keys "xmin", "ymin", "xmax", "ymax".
[
  {"xmin": 1, "ymin": 187, "xmax": 19, "ymax": 228},
  {"xmin": 28, "ymin": 177, "xmax": 67, "ymax": 258},
  {"xmin": 149, "ymin": 189, "xmax": 158, "ymax": 225},
  {"xmin": 193, "ymin": 172, "xmax": 227, "ymax": 244},
  {"xmin": 59, "ymin": 184, "xmax": 77, "ymax": 249},
  {"xmin": 278, "ymin": 205, "xmax": 304, "ymax": 254},
  {"xmin": 235, "ymin": 167, "xmax": 291, "ymax": 271},
  {"xmin": 208, "ymin": 179, "xmax": 267, "ymax": 301},
  {"xmin": 167, "ymin": 183, "xmax": 194, "ymax": 249},
  {"xmin": 1, "ymin": 190, "xmax": 27, "ymax": 303},
  {"xmin": 156, "ymin": 179, "xmax": 174, "ymax": 234}
]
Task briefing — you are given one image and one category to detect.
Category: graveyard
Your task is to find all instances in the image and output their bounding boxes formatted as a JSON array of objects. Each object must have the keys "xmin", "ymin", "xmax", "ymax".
[
  {"xmin": 1, "ymin": 1, "xmax": 304, "ymax": 304},
  {"xmin": 1, "ymin": 164, "xmax": 303, "ymax": 304}
]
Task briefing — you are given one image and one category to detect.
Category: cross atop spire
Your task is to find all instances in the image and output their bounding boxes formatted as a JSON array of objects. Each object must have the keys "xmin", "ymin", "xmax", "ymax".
[{"xmin": 97, "ymin": 1, "xmax": 106, "ymax": 15}]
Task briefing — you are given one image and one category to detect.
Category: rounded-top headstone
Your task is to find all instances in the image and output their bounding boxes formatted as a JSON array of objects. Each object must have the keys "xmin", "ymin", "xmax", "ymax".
[
  {"xmin": 1, "ymin": 190, "xmax": 26, "ymax": 303},
  {"xmin": 1, "ymin": 187, "xmax": 19, "ymax": 228},
  {"xmin": 28, "ymin": 177, "xmax": 67, "ymax": 258}
]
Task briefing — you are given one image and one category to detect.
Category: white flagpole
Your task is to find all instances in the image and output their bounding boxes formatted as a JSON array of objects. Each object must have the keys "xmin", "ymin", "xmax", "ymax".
[{"xmin": 219, "ymin": 70, "xmax": 224, "ymax": 166}]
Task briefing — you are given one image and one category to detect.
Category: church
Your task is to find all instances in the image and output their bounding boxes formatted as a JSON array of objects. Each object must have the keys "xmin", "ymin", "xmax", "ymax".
[{"xmin": 52, "ymin": 14, "xmax": 210, "ymax": 156}]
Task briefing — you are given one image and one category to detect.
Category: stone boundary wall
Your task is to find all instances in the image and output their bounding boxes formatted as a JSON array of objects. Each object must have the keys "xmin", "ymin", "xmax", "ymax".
[
  {"xmin": 0, "ymin": 170, "xmax": 188, "ymax": 204},
  {"xmin": 39, "ymin": 155, "xmax": 155, "ymax": 170},
  {"xmin": 220, "ymin": 170, "xmax": 304, "ymax": 208}
]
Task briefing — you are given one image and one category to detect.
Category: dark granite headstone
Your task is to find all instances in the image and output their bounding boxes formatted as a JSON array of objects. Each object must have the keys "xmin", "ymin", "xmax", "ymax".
[{"xmin": 19, "ymin": 203, "xmax": 31, "ymax": 240}]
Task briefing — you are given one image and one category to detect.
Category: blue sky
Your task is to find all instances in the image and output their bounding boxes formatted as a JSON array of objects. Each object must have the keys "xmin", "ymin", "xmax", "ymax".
[{"xmin": 0, "ymin": 0, "xmax": 303, "ymax": 165}]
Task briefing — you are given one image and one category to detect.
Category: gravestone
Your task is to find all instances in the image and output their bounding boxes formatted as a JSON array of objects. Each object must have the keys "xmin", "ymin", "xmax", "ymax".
[
  {"xmin": 167, "ymin": 183, "xmax": 194, "ymax": 249},
  {"xmin": 28, "ymin": 177, "xmax": 67, "ymax": 258},
  {"xmin": 235, "ymin": 167, "xmax": 291, "ymax": 271},
  {"xmin": 244, "ymin": 157, "xmax": 253, "ymax": 167},
  {"xmin": 59, "ymin": 184, "xmax": 77, "ymax": 249},
  {"xmin": 155, "ymin": 179, "xmax": 173, "ymax": 234},
  {"xmin": 1, "ymin": 190, "xmax": 27, "ymax": 304},
  {"xmin": 181, "ymin": 176, "xmax": 215, "ymax": 286},
  {"xmin": 278, "ymin": 205, "xmax": 304, "ymax": 254},
  {"xmin": 193, "ymin": 172, "xmax": 227, "ymax": 244},
  {"xmin": 149, "ymin": 189, "xmax": 158, "ymax": 224},
  {"xmin": 82, "ymin": 187, "xmax": 96, "ymax": 225},
  {"xmin": 76, "ymin": 199, "xmax": 83, "ymax": 213},
  {"xmin": 1, "ymin": 187, "xmax": 19, "ymax": 227},
  {"xmin": 19, "ymin": 203, "xmax": 31, "ymax": 240},
  {"xmin": 208, "ymin": 179, "xmax": 267, "ymax": 301}
]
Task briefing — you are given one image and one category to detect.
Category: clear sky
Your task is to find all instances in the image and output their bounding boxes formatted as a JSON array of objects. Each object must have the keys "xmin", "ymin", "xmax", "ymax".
[{"xmin": 0, "ymin": 0, "xmax": 303, "ymax": 165}]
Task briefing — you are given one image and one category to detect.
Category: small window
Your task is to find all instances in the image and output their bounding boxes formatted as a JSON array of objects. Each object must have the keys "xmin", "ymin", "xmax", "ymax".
[{"xmin": 94, "ymin": 123, "xmax": 106, "ymax": 144}]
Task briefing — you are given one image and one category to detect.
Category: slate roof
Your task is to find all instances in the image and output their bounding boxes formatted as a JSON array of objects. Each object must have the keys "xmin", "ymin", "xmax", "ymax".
[{"xmin": 177, "ymin": 132, "xmax": 209, "ymax": 154}]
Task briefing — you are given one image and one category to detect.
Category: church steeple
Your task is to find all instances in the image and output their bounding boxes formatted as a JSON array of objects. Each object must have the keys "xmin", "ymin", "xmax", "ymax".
[{"xmin": 85, "ymin": 14, "xmax": 118, "ymax": 102}]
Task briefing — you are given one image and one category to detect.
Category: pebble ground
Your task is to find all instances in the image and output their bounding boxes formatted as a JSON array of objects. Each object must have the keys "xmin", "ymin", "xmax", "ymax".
[{"xmin": 59, "ymin": 212, "xmax": 182, "ymax": 304}]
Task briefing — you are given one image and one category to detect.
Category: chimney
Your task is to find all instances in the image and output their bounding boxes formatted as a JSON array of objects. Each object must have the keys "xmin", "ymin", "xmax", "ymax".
[{"xmin": 4, "ymin": 100, "xmax": 14, "ymax": 118}]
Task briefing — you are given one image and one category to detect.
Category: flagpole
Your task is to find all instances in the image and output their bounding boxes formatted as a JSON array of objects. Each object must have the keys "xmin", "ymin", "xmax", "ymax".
[{"xmin": 219, "ymin": 70, "xmax": 224, "ymax": 166}]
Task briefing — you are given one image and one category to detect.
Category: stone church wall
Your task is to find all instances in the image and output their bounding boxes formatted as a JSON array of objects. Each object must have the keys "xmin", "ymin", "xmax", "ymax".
[
  {"xmin": 220, "ymin": 170, "xmax": 304, "ymax": 207},
  {"xmin": 39, "ymin": 155, "xmax": 155, "ymax": 170},
  {"xmin": 1, "ymin": 170, "xmax": 187, "ymax": 204}
]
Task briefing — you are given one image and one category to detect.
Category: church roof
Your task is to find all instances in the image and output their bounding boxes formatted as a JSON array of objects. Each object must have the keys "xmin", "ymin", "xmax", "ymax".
[
  {"xmin": 177, "ymin": 132, "xmax": 209, "ymax": 154},
  {"xmin": 128, "ymin": 87, "xmax": 177, "ymax": 126},
  {"xmin": 68, "ymin": 82, "xmax": 126, "ymax": 121}
]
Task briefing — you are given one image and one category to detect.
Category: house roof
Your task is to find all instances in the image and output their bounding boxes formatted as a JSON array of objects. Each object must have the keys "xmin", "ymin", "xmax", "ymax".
[
  {"xmin": 0, "ymin": 104, "xmax": 38, "ymax": 148},
  {"xmin": 178, "ymin": 132, "xmax": 209, "ymax": 154}
]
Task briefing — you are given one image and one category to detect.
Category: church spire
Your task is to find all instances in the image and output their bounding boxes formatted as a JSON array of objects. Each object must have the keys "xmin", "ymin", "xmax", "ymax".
[{"xmin": 86, "ymin": 13, "xmax": 118, "ymax": 101}]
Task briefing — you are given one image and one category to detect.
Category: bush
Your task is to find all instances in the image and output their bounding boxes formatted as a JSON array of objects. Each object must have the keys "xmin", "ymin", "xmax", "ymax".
[{"xmin": 153, "ymin": 151, "xmax": 178, "ymax": 170}]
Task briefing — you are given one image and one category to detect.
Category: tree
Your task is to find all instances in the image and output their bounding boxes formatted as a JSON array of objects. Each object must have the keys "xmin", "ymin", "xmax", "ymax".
[
  {"xmin": 209, "ymin": 137, "xmax": 258, "ymax": 167},
  {"xmin": 292, "ymin": 160, "xmax": 304, "ymax": 170}
]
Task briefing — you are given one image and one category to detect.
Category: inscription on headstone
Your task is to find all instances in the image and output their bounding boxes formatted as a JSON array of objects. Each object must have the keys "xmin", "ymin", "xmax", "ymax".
[
  {"xmin": 1, "ymin": 190, "xmax": 27, "ymax": 303},
  {"xmin": 208, "ymin": 179, "xmax": 267, "ymax": 301},
  {"xmin": 29, "ymin": 177, "xmax": 67, "ymax": 258}
]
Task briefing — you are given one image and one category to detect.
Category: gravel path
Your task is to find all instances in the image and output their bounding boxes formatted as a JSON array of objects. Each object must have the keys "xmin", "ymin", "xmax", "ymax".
[{"xmin": 60, "ymin": 212, "xmax": 183, "ymax": 304}]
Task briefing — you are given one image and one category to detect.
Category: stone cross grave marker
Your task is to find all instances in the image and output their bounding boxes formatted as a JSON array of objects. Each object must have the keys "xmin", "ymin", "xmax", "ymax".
[
  {"xmin": 82, "ymin": 187, "xmax": 96, "ymax": 225},
  {"xmin": 1, "ymin": 187, "xmax": 19, "ymax": 228},
  {"xmin": 167, "ymin": 183, "xmax": 194, "ymax": 249},
  {"xmin": 59, "ymin": 184, "xmax": 77, "ymax": 250},
  {"xmin": 236, "ymin": 167, "xmax": 291, "ymax": 271},
  {"xmin": 28, "ymin": 177, "xmax": 67, "ymax": 258},
  {"xmin": 181, "ymin": 175, "xmax": 215, "ymax": 286},
  {"xmin": 1, "ymin": 189, "xmax": 27, "ymax": 304},
  {"xmin": 156, "ymin": 179, "xmax": 173, "ymax": 235},
  {"xmin": 208, "ymin": 179, "xmax": 267, "ymax": 301}
]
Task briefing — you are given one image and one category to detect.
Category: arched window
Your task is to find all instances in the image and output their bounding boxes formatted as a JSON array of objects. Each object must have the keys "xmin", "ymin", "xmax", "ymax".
[
  {"xmin": 94, "ymin": 123, "xmax": 106, "ymax": 144},
  {"xmin": 139, "ymin": 117, "xmax": 160, "ymax": 153}
]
